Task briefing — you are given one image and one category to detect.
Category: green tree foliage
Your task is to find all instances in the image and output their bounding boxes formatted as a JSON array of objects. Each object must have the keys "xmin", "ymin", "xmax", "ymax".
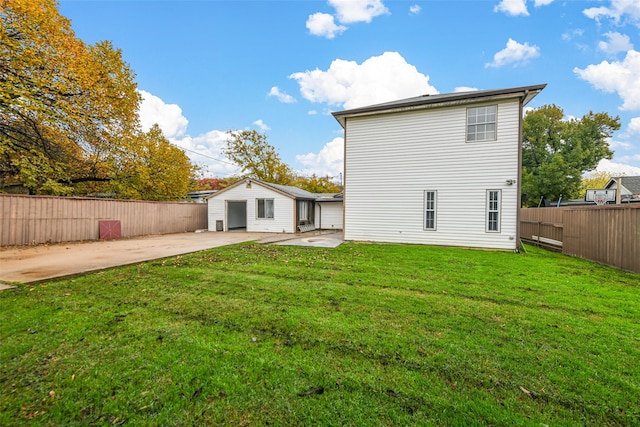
[
  {"xmin": 1, "ymin": 0, "xmax": 198, "ymax": 200},
  {"xmin": 224, "ymin": 130, "xmax": 295, "ymax": 185},
  {"xmin": 521, "ymin": 105, "xmax": 620, "ymax": 206}
]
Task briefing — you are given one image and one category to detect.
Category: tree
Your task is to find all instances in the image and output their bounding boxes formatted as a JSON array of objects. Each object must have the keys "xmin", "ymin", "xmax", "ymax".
[
  {"xmin": 110, "ymin": 125, "xmax": 199, "ymax": 201},
  {"xmin": 294, "ymin": 174, "xmax": 342, "ymax": 193},
  {"xmin": 224, "ymin": 130, "xmax": 294, "ymax": 185},
  {"xmin": 521, "ymin": 105, "xmax": 620, "ymax": 206},
  {"xmin": 579, "ymin": 171, "xmax": 615, "ymax": 198},
  {"xmin": 1, "ymin": 0, "xmax": 140, "ymax": 195}
]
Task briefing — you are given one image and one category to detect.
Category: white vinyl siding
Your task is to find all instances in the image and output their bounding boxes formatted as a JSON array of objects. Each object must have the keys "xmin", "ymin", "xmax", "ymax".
[
  {"xmin": 343, "ymin": 100, "xmax": 520, "ymax": 250},
  {"xmin": 208, "ymin": 183, "xmax": 295, "ymax": 233},
  {"xmin": 486, "ymin": 190, "xmax": 501, "ymax": 232},
  {"xmin": 424, "ymin": 191, "xmax": 437, "ymax": 230}
]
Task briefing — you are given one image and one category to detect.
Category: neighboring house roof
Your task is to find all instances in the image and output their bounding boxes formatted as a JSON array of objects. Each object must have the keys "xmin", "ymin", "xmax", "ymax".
[
  {"xmin": 332, "ymin": 84, "xmax": 547, "ymax": 127},
  {"xmin": 605, "ymin": 176, "xmax": 640, "ymax": 196},
  {"xmin": 205, "ymin": 178, "xmax": 322, "ymax": 201}
]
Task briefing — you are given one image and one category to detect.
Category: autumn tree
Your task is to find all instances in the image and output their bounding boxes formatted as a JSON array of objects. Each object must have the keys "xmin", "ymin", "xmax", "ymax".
[
  {"xmin": 294, "ymin": 174, "xmax": 342, "ymax": 193},
  {"xmin": 196, "ymin": 177, "xmax": 235, "ymax": 191},
  {"xmin": 0, "ymin": 0, "xmax": 140, "ymax": 194},
  {"xmin": 1, "ymin": 0, "xmax": 197, "ymax": 201},
  {"xmin": 224, "ymin": 130, "xmax": 294, "ymax": 185},
  {"xmin": 110, "ymin": 125, "xmax": 198, "ymax": 201},
  {"xmin": 579, "ymin": 171, "xmax": 615, "ymax": 198},
  {"xmin": 521, "ymin": 105, "xmax": 620, "ymax": 206}
]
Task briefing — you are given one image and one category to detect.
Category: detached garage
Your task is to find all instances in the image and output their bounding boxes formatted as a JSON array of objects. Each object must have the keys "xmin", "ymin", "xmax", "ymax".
[{"xmin": 206, "ymin": 178, "xmax": 343, "ymax": 233}]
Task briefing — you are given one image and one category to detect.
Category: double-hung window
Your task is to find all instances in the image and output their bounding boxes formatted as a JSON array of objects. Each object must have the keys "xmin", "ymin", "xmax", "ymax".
[
  {"xmin": 257, "ymin": 198, "xmax": 274, "ymax": 219},
  {"xmin": 486, "ymin": 190, "xmax": 501, "ymax": 232},
  {"xmin": 467, "ymin": 105, "xmax": 497, "ymax": 142},
  {"xmin": 424, "ymin": 191, "xmax": 437, "ymax": 230}
]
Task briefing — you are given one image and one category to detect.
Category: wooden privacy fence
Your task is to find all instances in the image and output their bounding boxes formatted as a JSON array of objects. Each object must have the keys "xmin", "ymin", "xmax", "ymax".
[
  {"xmin": 520, "ymin": 204, "xmax": 640, "ymax": 273},
  {"xmin": 0, "ymin": 194, "xmax": 208, "ymax": 246}
]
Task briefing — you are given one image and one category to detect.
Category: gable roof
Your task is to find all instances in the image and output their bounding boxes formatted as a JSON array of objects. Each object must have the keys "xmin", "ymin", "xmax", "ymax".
[
  {"xmin": 332, "ymin": 84, "xmax": 547, "ymax": 128},
  {"xmin": 205, "ymin": 178, "xmax": 317, "ymax": 200},
  {"xmin": 605, "ymin": 176, "xmax": 640, "ymax": 195}
]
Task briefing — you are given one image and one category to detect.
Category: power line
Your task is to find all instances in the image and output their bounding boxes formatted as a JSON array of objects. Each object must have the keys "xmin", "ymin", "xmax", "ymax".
[{"xmin": 174, "ymin": 144, "xmax": 237, "ymax": 167}]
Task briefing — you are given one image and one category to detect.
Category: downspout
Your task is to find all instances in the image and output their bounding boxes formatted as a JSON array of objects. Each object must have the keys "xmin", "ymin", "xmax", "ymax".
[
  {"xmin": 516, "ymin": 95, "xmax": 525, "ymax": 252},
  {"xmin": 616, "ymin": 177, "xmax": 621, "ymax": 204}
]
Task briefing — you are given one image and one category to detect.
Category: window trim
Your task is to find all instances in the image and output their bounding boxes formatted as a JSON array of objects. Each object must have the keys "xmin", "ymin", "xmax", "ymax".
[
  {"xmin": 466, "ymin": 105, "xmax": 497, "ymax": 143},
  {"xmin": 424, "ymin": 190, "xmax": 437, "ymax": 231},
  {"xmin": 256, "ymin": 198, "xmax": 274, "ymax": 219},
  {"xmin": 486, "ymin": 190, "xmax": 501, "ymax": 233}
]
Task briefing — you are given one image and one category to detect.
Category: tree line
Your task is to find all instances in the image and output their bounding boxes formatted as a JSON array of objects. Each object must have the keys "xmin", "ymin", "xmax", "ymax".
[{"xmin": 1, "ymin": 0, "xmax": 619, "ymax": 202}]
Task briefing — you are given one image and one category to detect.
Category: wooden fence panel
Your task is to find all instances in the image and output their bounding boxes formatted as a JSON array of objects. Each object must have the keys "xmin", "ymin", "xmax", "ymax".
[
  {"xmin": 520, "ymin": 205, "xmax": 640, "ymax": 274},
  {"xmin": 0, "ymin": 195, "xmax": 208, "ymax": 246}
]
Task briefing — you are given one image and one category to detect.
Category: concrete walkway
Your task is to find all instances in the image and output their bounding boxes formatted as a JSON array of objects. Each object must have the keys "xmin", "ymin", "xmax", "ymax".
[
  {"xmin": 0, "ymin": 231, "xmax": 344, "ymax": 285},
  {"xmin": 0, "ymin": 232, "xmax": 272, "ymax": 285}
]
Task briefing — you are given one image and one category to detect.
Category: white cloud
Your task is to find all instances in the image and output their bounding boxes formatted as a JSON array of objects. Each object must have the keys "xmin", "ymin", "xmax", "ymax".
[
  {"xmin": 409, "ymin": 4, "xmax": 421, "ymax": 15},
  {"xmin": 629, "ymin": 117, "xmax": 640, "ymax": 135},
  {"xmin": 289, "ymin": 51, "xmax": 438, "ymax": 110},
  {"xmin": 534, "ymin": 0, "xmax": 554, "ymax": 6},
  {"xmin": 574, "ymin": 50, "xmax": 640, "ymax": 110},
  {"xmin": 306, "ymin": 12, "xmax": 347, "ymax": 39},
  {"xmin": 598, "ymin": 31, "xmax": 634, "ymax": 54},
  {"xmin": 596, "ymin": 158, "xmax": 640, "ymax": 175},
  {"xmin": 308, "ymin": 110, "xmax": 318, "ymax": 115},
  {"xmin": 562, "ymin": 28, "xmax": 584, "ymax": 41},
  {"xmin": 268, "ymin": 86, "xmax": 296, "ymax": 103},
  {"xmin": 584, "ymin": 0, "xmax": 640, "ymax": 26},
  {"xmin": 171, "ymin": 130, "xmax": 240, "ymax": 178},
  {"xmin": 253, "ymin": 120, "xmax": 270, "ymax": 131},
  {"xmin": 494, "ymin": 0, "xmax": 529, "ymax": 16},
  {"xmin": 454, "ymin": 86, "xmax": 479, "ymax": 93},
  {"xmin": 296, "ymin": 137, "xmax": 344, "ymax": 177},
  {"xmin": 486, "ymin": 38, "xmax": 540, "ymax": 67},
  {"xmin": 138, "ymin": 90, "xmax": 189, "ymax": 139},
  {"xmin": 608, "ymin": 139, "xmax": 633, "ymax": 150},
  {"xmin": 329, "ymin": 0, "xmax": 390, "ymax": 24}
]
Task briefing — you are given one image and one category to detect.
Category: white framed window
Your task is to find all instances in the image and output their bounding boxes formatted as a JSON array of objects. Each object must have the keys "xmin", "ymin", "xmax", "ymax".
[
  {"xmin": 424, "ymin": 191, "xmax": 437, "ymax": 230},
  {"xmin": 298, "ymin": 201, "xmax": 309, "ymax": 222},
  {"xmin": 257, "ymin": 198, "xmax": 274, "ymax": 219},
  {"xmin": 486, "ymin": 190, "xmax": 501, "ymax": 232},
  {"xmin": 467, "ymin": 105, "xmax": 497, "ymax": 142}
]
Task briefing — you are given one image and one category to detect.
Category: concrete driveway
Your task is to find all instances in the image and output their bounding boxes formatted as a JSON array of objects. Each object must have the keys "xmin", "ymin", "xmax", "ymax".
[{"xmin": 0, "ymin": 232, "xmax": 273, "ymax": 285}]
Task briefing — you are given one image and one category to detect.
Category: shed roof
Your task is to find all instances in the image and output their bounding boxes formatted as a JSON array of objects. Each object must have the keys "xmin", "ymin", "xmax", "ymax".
[
  {"xmin": 332, "ymin": 84, "xmax": 546, "ymax": 128},
  {"xmin": 206, "ymin": 178, "xmax": 318, "ymax": 201}
]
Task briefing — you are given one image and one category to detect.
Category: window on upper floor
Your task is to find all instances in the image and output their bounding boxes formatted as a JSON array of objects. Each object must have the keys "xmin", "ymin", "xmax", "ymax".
[{"xmin": 467, "ymin": 105, "xmax": 497, "ymax": 142}]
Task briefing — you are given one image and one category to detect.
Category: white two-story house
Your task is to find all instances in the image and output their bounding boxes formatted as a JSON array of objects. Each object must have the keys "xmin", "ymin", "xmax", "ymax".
[{"xmin": 332, "ymin": 84, "xmax": 546, "ymax": 251}]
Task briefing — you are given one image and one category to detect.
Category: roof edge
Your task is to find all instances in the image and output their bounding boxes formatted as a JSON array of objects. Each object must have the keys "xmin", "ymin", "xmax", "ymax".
[{"xmin": 332, "ymin": 84, "xmax": 547, "ymax": 127}]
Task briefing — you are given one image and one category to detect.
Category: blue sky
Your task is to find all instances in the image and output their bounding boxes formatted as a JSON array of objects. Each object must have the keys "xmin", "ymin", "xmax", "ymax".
[{"xmin": 59, "ymin": 0, "xmax": 640, "ymax": 179}]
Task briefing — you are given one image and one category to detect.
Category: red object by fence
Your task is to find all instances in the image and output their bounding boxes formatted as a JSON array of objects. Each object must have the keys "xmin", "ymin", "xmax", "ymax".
[{"xmin": 99, "ymin": 220, "xmax": 121, "ymax": 240}]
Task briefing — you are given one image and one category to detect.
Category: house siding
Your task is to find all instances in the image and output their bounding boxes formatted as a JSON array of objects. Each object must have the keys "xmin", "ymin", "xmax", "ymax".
[
  {"xmin": 344, "ymin": 100, "xmax": 521, "ymax": 250},
  {"xmin": 208, "ymin": 183, "xmax": 295, "ymax": 233},
  {"xmin": 315, "ymin": 202, "xmax": 344, "ymax": 230}
]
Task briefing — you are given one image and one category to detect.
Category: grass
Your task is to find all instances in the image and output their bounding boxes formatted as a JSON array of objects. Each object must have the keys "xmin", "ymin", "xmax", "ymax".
[{"xmin": 1, "ymin": 241, "xmax": 639, "ymax": 426}]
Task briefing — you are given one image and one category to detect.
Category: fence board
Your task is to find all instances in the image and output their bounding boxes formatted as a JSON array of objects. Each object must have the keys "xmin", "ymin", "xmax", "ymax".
[
  {"xmin": 0, "ymin": 194, "xmax": 208, "ymax": 246},
  {"xmin": 520, "ymin": 204, "xmax": 640, "ymax": 274}
]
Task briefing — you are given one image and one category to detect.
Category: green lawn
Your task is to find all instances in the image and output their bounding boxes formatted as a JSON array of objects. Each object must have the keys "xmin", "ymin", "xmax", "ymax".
[{"xmin": 1, "ymin": 242, "xmax": 639, "ymax": 426}]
